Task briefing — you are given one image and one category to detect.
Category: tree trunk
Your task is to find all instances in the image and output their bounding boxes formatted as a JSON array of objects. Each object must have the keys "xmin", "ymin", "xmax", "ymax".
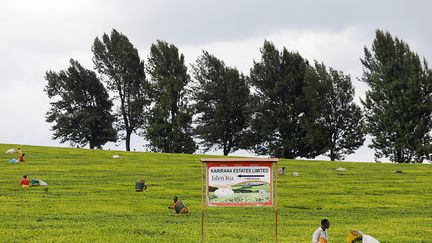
[
  {"xmin": 126, "ymin": 129, "xmax": 132, "ymax": 151},
  {"xmin": 330, "ymin": 149, "xmax": 335, "ymax": 161},
  {"xmin": 396, "ymin": 149, "xmax": 402, "ymax": 163},
  {"xmin": 226, "ymin": 139, "xmax": 233, "ymax": 156},
  {"xmin": 223, "ymin": 141, "xmax": 228, "ymax": 156}
]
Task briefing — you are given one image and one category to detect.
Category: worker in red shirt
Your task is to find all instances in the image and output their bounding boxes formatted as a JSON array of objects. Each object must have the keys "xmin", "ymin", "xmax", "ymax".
[{"xmin": 20, "ymin": 175, "xmax": 30, "ymax": 188}]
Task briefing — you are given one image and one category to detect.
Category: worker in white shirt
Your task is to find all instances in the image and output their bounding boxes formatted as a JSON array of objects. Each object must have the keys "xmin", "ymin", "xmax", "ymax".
[{"xmin": 312, "ymin": 219, "xmax": 330, "ymax": 243}]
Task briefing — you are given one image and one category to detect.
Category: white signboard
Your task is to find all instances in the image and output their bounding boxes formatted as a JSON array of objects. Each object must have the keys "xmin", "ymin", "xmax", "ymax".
[{"xmin": 207, "ymin": 162, "xmax": 273, "ymax": 206}]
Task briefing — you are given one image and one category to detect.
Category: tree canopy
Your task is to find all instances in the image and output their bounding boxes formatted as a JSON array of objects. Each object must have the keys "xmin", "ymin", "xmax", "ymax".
[
  {"xmin": 361, "ymin": 30, "xmax": 432, "ymax": 163},
  {"xmin": 303, "ymin": 62, "xmax": 365, "ymax": 161},
  {"xmin": 146, "ymin": 40, "xmax": 196, "ymax": 153},
  {"xmin": 192, "ymin": 51, "xmax": 250, "ymax": 155},
  {"xmin": 43, "ymin": 28, "xmax": 432, "ymax": 162},
  {"xmin": 92, "ymin": 29, "xmax": 151, "ymax": 151},
  {"xmin": 45, "ymin": 59, "xmax": 116, "ymax": 149},
  {"xmin": 248, "ymin": 41, "xmax": 314, "ymax": 158}
]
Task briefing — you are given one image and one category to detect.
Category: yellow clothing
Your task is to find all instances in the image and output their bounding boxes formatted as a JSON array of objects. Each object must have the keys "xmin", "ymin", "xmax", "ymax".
[
  {"xmin": 179, "ymin": 207, "xmax": 189, "ymax": 214},
  {"xmin": 17, "ymin": 149, "xmax": 24, "ymax": 162},
  {"xmin": 347, "ymin": 230, "xmax": 363, "ymax": 243}
]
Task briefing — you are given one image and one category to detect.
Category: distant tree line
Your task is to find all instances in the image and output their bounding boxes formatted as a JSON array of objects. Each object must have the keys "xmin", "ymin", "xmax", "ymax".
[{"xmin": 44, "ymin": 29, "xmax": 432, "ymax": 163}]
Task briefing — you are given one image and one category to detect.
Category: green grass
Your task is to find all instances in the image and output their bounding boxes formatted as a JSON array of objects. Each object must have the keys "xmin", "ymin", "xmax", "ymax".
[{"xmin": 0, "ymin": 143, "xmax": 431, "ymax": 242}]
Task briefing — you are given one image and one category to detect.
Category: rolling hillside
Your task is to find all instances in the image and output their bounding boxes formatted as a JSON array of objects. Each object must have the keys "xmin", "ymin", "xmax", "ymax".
[{"xmin": 0, "ymin": 144, "xmax": 431, "ymax": 242}]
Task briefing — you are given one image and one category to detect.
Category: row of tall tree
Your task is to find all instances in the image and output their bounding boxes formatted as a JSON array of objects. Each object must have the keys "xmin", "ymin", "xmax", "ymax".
[{"xmin": 45, "ymin": 29, "xmax": 432, "ymax": 163}]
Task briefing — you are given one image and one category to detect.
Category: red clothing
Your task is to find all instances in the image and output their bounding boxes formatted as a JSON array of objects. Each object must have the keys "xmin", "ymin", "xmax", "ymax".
[{"xmin": 20, "ymin": 178, "xmax": 29, "ymax": 186}]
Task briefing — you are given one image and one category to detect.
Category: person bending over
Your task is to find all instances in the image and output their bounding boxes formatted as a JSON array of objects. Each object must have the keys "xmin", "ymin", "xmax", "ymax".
[
  {"xmin": 135, "ymin": 178, "xmax": 147, "ymax": 192},
  {"xmin": 168, "ymin": 195, "xmax": 189, "ymax": 214}
]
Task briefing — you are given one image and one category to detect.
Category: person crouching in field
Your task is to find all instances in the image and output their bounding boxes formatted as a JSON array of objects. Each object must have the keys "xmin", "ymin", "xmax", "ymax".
[
  {"xmin": 278, "ymin": 167, "xmax": 286, "ymax": 175},
  {"xmin": 135, "ymin": 177, "xmax": 147, "ymax": 192},
  {"xmin": 312, "ymin": 219, "xmax": 330, "ymax": 243},
  {"xmin": 20, "ymin": 175, "xmax": 29, "ymax": 188},
  {"xmin": 168, "ymin": 195, "xmax": 189, "ymax": 214}
]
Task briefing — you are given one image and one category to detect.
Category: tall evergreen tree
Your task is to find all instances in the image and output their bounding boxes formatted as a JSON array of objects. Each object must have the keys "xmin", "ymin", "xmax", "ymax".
[
  {"xmin": 192, "ymin": 51, "xmax": 250, "ymax": 155},
  {"xmin": 92, "ymin": 29, "xmax": 151, "ymax": 151},
  {"xmin": 361, "ymin": 30, "xmax": 432, "ymax": 163},
  {"xmin": 45, "ymin": 59, "xmax": 117, "ymax": 149},
  {"xmin": 303, "ymin": 62, "xmax": 365, "ymax": 161},
  {"xmin": 146, "ymin": 40, "xmax": 196, "ymax": 153},
  {"xmin": 248, "ymin": 40, "xmax": 322, "ymax": 159}
]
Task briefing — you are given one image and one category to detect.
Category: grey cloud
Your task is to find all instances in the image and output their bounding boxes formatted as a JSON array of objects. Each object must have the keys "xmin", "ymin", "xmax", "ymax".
[{"xmin": 107, "ymin": 0, "xmax": 432, "ymax": 45}]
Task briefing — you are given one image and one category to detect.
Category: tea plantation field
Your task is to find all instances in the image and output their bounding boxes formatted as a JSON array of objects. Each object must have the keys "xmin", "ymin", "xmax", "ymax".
[{"xmin": 0, "ymin": 144, "xmax": 431, "ymax": 242}]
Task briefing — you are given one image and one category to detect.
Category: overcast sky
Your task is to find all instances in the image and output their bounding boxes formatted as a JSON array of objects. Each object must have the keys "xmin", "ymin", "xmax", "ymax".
[{"xmin": 1, "ymin": 0, "xmax": 431, "ymax": 162}]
